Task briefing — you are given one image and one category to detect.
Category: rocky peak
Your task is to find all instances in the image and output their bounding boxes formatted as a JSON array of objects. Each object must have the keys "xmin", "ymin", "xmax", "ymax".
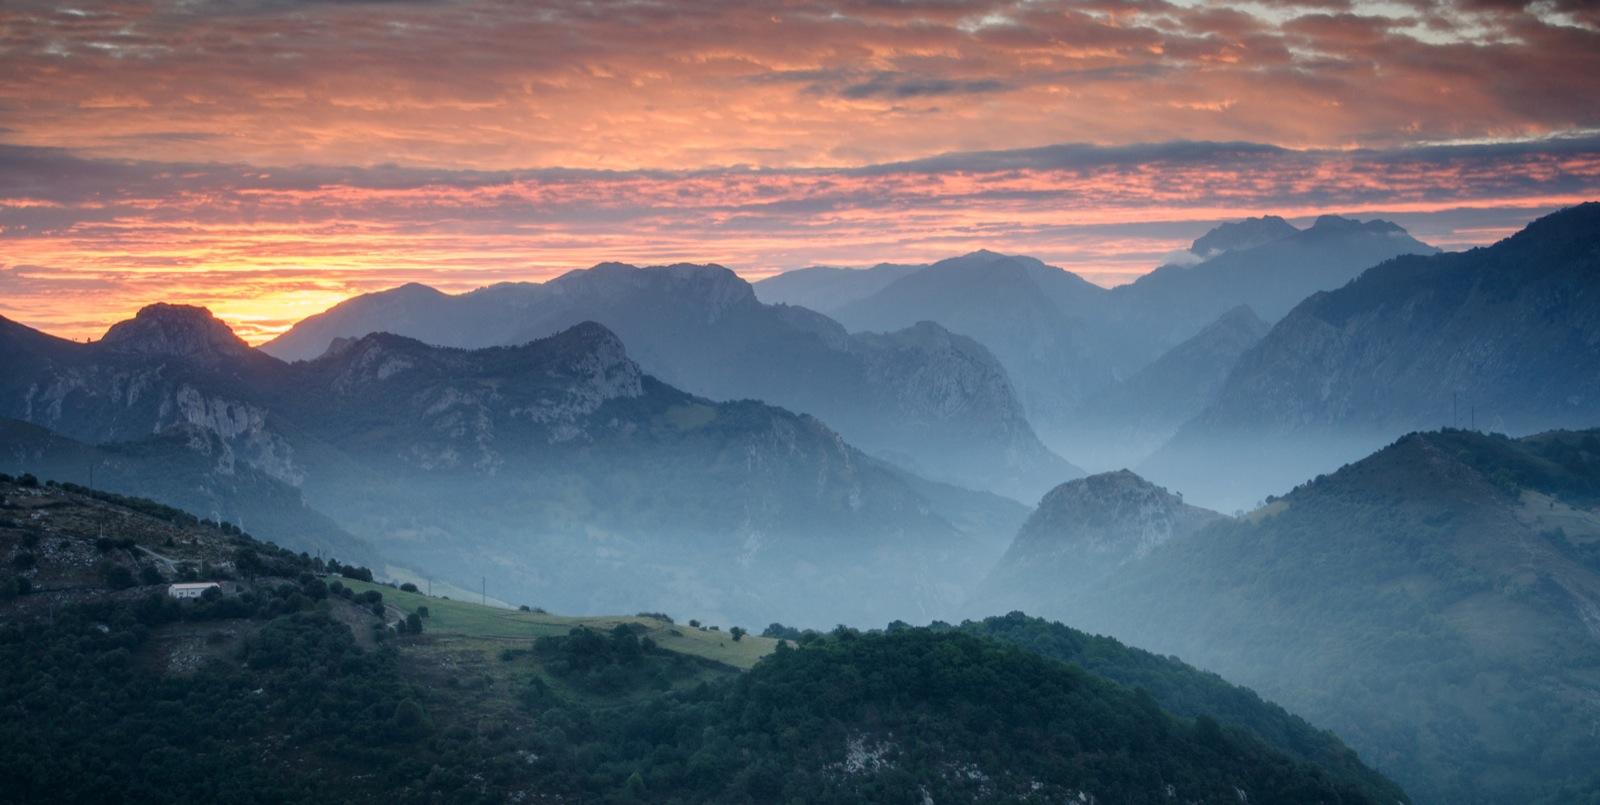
[
  {"xmin": 1202, "ymin": 304, "xmax": 1268, "ymax": 336},
  {"xmin": 320, "ymin": 336, "xmax": 359, "ymax": 359},
  {"xmin": 537, "ymin": 320, "xmax": 635, "ymax": 369},
  {"xmin": 1190, "ymin": 215, "xmax": 1298, "ymax": 257},
  {"xmin": 1304, "ymin": 215, "xmax": 1405, "ymax": 238},
  {"xmin": 561, "ymin": 262, "xmax": 758, "ymax": 317},
  {"xmin": 98, "ymin": 304, "xmax": 253, "ymax": 364},
  {"xmin": 1014, "ymin": 469, "xmax": 1225, "ymax": 564}
]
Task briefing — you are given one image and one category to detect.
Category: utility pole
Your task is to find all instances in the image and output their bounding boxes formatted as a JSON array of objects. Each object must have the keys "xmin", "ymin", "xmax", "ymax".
[
  {"xmin": 481, "ymin": 576, "xmax": 486, "ymax": 606},
  {"xmin": 1452, "ymin": 392, "xmax": 1458, "ymax": 429}
]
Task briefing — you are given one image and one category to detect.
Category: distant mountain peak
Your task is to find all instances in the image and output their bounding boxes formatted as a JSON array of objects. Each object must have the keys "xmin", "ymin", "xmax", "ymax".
[
  {"xmin": 1190, "ymin": 215, "xmax": 1298, "ymax": 258},
  {"xmin": 1305, "ymin": 214, "xmax": 1405, "ymax": 237},
  {"xmin": 98, "ymin": 303, "xmax": 253, "ymax": 363},
  {"xmin": 538, "ymin": 319, "xmax": 632, "ymax": 358},
  {"xmin": 1207, "ymin": 304, "xmax": 1267, "ymax": 330},
  {"xmin": 1021, "ymin": 468, "xmax": 1221, "ymax": 556},
  {"xmin": 942, "ymin": 249, "xmax": 1039, "ymax": 266},
  {"xmin": 978, "ymin": 468, "xmax": 1225, "ymax": 605}
]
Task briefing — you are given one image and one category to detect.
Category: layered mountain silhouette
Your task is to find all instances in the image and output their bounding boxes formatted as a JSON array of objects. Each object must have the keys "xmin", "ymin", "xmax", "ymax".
[
  {"xmin": 751, "ymin": 262, "xmax": 922, "ymax": 311},
  {"xmin": 783, "ymin": 217, "xmax": 1433, "ymax": 457},
  {"xmin": 978, "ymin": 431, "xmax": 1600, "ymax": 803},
  {"xmin": 1060, "ymin": 305, "xmax": 1270, "ymax": 469},
  {"xmin": 830, "ymin": 250, "xmax": 1124, "ymax": 433},
  {"xmin": 0, "ymin": 307, "xmax": 1026, "ymax": 626},
  {"xmin": 1106, "ymin": 214, "xmax": 1439, "ymax": 349},
  {"xmin": 1145, "ymin": 203, "xmax": 1600, "ymax": 511},
  {"xmin": 263, "ymin": 262, "xmax": 1078, "ymax": 501}
]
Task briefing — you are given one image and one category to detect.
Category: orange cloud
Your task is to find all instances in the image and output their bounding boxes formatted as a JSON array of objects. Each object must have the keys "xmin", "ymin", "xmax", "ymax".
[{"xmin": 2, "ymin": 136, "xmax": 1597, "ymax": 342}]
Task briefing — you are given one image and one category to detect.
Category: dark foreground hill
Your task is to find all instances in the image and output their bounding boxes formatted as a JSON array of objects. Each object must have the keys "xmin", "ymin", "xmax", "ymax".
[{"xmin": 0, "ymin": 476, "xmax": 1405, "ymax": 804}]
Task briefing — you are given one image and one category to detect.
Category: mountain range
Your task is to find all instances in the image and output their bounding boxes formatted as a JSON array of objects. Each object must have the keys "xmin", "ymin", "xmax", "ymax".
[
  {"xmin": 978, "ymin": 430, "xmax": 1600, "ymax": 803},
  {"xmin": 1056, "ymin": 304, "xmax": 1270, "ymax": 469},
  {"xmin": 1145, "ymin": 202, "xmax": 1600, "ymax": 511},
  {"xmin": 763, "ymin": 215, "xmax": 1436, "ymax": 461},
  {"xmin": 0, "ymin": 306, "xmax": 1027, "ymax": 626},
  {"xmin": 263, "ymin": 262, "xmax": 1078, "ymax": 502}
]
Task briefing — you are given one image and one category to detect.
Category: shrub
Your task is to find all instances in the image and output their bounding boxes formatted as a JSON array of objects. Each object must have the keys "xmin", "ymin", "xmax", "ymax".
[{"xmin": 399, "ymin": 582, "xmax": 419, "ymax": 593}]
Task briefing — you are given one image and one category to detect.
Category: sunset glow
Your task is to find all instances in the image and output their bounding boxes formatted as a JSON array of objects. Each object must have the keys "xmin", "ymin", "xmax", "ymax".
[{"xmin": 3, "ymin": 0, "xmax": 1599, "ymax": 341}]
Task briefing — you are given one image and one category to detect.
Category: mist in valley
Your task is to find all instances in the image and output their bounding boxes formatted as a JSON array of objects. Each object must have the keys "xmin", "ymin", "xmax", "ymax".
[{"xmin": 5, "ymin": 1, "xmax": 1600, "ymax": 801}]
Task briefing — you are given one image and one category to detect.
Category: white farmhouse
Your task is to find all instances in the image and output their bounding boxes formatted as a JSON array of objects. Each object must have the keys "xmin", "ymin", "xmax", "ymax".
[{"xmin": 167, "ymin": 582, "xmax": 222, "ymax": 599}]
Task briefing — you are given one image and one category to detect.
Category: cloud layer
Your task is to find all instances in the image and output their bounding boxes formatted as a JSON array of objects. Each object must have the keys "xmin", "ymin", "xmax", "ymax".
[
  {"xmin": 4, "ymin": 0, "xmax": 1598, "ymax": 170},
  {"xmin": 1, "ymin": 1, "xmax": 1597, "ymax": 341},
  {"xmin": 3, "ymin": 135, "xmax": 1596, "ymax": 341}
]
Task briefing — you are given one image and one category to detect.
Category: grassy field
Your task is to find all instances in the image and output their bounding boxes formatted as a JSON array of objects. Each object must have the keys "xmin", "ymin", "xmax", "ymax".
[{"xmin": 336, "ymin": 577, "xmax": 780, "ymax": 671}]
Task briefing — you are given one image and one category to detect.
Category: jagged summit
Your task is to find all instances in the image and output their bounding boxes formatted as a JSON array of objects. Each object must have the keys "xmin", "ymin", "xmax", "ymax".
[
  {"xmin": 1206, "ymin": 303, "xmax": 1266, "ymax": 330},
  {"xmin": 554, "ymin": 261, "xmax": 759, "ymax": 315},
  {"xmin": 1304, "ymin": 214, "xmax": 1406, "ymax": 237},
  {"xmin": 1190, "ymin": 215, "xmax": 1297, "ymax": 257},
  {"xmin": 98, "ymin": 303, "xmax": 253, "ymax": 363}
]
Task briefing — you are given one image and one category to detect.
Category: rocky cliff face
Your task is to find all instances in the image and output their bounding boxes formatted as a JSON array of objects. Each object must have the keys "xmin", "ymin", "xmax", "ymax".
[
  {"xmin": 98, "ymin": 303, "xmax": 256, "ymax": 365},
  {"xmin": 0, "ymin": 305, "xmax": 304, "ymax": 487}
]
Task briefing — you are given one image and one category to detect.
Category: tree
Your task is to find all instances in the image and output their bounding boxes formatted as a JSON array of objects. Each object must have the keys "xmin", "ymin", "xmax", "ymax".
[
  {"xmin": 729, "ymin": 626, "xmax": 746, "ymax": 642},
  {"xmin": 405, "ymin": 612, "xmax": 423, "ymax": 634},
  {"xmin": 390, "ymin": 698, "xmax": 433, "ymax": 740}
]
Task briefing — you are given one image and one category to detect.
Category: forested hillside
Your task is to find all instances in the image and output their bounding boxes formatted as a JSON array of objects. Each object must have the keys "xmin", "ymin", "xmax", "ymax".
[{"xmin": 0, "ymin": 474, "xmax": 1405, "ymax": 803}]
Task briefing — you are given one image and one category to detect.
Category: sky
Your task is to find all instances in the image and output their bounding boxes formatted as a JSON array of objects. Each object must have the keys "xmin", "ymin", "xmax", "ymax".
[{"xmin": 1, "ymin": 0, "xmax": 1598, "ymax": 343}]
